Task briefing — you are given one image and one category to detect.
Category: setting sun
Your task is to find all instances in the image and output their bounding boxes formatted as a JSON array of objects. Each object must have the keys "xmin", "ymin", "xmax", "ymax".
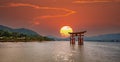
[{"xmin": 60, "ymin": 26, "xmax": 73, "ymax": 37}]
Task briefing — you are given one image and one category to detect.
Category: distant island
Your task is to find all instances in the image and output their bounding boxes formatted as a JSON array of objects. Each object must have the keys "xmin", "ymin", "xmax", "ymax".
[{"xmin": 0, "ymin": 25, "xmax": 54, "ymax": 42}]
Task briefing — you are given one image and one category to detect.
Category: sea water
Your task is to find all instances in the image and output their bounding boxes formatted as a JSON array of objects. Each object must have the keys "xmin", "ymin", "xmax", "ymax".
[{"xmin": 0, "ymin": 41, "xmax": 120, "ymax": 62}]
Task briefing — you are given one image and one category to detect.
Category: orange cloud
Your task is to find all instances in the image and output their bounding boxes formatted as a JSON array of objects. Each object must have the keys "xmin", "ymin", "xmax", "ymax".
[
  {"xmin": 73, "ymin": 0, "xmax": 116, "ymax": 3},
  {"xmin": 9, "ymin": 3, "xmax": 40, "ymax": 9},
  {"xmin": 35, "ymin": 8, "xmax": 76, "ymax": 19},
  {"xmin": 0, "ymin": 3, "xmax": 76, "ymax": 19}
]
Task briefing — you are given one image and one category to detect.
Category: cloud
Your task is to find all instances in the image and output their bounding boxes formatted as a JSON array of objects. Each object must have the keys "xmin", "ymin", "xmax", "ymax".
[
  {"xmin": 73, "ymin": 0, "xmax": 118, "ymax": 3},
  {"xmin": 35, "ymin": 8, "xmax": 76, "ymax": 19},
  {"xmin": 0, "ymin": 3, "xmax": 76, "ymax": 19}
]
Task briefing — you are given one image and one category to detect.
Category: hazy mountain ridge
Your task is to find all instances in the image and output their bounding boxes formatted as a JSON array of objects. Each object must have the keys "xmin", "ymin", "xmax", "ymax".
[
  {"xmin": 84, "ymin": 33, "xmax": 120, "ymax": 41},
  {"xmin": 0, "ymin": 25, "xmax": 39, "ymax": 36}
]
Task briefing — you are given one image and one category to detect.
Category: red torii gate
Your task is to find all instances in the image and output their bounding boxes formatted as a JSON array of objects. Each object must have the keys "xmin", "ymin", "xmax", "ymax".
[{"xmin": 69, "ymin": 31, "xmax": 87, "ymax": 45}]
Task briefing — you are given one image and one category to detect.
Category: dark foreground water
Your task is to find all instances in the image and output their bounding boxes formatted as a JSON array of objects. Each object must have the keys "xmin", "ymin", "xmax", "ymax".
[{"xmin": 0, "ymin": 41, "xmax": 120, "ymax": 62}]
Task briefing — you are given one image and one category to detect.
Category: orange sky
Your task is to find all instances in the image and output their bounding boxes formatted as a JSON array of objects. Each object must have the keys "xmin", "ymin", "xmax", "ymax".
[{"xmin": 0, "ymin": 0, "xmax": 120, "ymax": 37}]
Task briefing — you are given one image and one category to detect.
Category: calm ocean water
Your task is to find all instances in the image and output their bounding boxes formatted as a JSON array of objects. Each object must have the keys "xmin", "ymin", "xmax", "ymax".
[{"xmin": 0, "ymin": 41, "xmax": 120, "ymax": 62}]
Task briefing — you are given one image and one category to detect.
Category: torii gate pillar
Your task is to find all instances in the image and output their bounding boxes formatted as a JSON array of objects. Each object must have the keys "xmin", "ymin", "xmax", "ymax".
[{"xmin": 69, "ymin": 31, "xmax": 86, "ymax": 45}]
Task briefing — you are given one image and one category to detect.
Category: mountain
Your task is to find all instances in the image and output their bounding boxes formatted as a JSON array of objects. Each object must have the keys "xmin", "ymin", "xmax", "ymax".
[
  {"xmin": 14, "ymin": 28, "xmax": 39, "ymax": 36},
  {"xmin": 85, "ymin": 33, "xmax": 120, "ymax": 42},
  {"xmin": 0, "ymin": 25, "xmax": 55, "ymax": 41},
  {"xmin": 0, "ymin": 25, "xmax": 39, "ymax": 36},
  {"xmin": 0, "ymin": 25, "xmax": 13, "ymax": 31}
]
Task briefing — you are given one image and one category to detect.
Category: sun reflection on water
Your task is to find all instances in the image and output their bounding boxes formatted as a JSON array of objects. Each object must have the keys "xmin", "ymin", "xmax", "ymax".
[{"xmin": 52, "ymin": 43, "xmax": 81, "ymax": 62}]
